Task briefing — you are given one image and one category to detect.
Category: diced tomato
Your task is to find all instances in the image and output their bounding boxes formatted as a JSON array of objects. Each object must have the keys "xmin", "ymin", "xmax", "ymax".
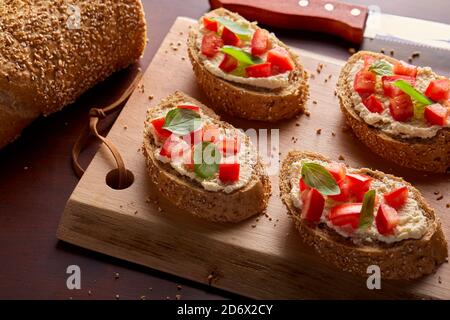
[
  {"xmin": 354, "ymin": 70, "xmax": 376, "ymax": 95},
  {"xmin": 326, "ymin": 163, "xmax": 346, "ymax": 183},
  {"xmin": 251, "ymin": 29, "xmax": 269, "ymax": 56},
  {"xmin": 219, "ymin": 163, "xmax": 240, "ymax": 183},
  {"xmin": 221, "ymin": 27, "xmax": 241, "ymax": 46},
  {"xmin": 151, "ymin": 117, "xmax": 171, "ymax": 141},
  {"xmin": 382, "ymin": 75, "xmax": 415, "ymax": 98},
  {"xmin": 346, "ymin": 173, "xmax": 373, "ymax": 201},
  {"xmin": 246, "ymin": 62, "xmax": 272, "ymax": 78},
  {"xmin": 182, "ymin": 127, "xmax": 203, "ymax": 145},
  {"xmin": 267, "ymin": 47, "xmax": 295, "ymax": 74},
  {"xmin": 425, "ymin": 79, "xmax": 449, "ymax": 102},
  {"xmin": 203, "ymin": 17, "xmax": 218, "ymax": 32},
  {"xmin": 376, "ymin": 204, "xmax": 399, "ymax": 235},
  {"xmin": 219, "ymin": 54, "xmax": 238, "ymax": 73},
  {"xmin": 300, "ymin": 188, "xmax": 325, "ymax": 222},
  {"xmin": 363, "ymin": 94, "xmax": 384, "ymax": 113},
  {"xmin": 218, "ymin": 137, "xmax": 240, "ymax": 155},
  {"xmin": 299, "ymin": 178, "xmax": 309, "ymax": 192},
  {"xmin": 424, "ymin": 103, "xmax": 449, "ymax": 126},
  {"xmin": 363, "ymin": 55, "xmax": 376, "ymax": 69},
  {"xmin": 328, "ymin": 178, "xmax": 351, "ymax": 202},
  {"xmin": 159, "ymin": 135, "xmax": 189, "ymax": 160},
  {"xmin": 202, "ymin": 124, "xmax": 221, "ymax": 142},
  {"xmin": 393, "ymin": 61, "xmax": 417, "ymax": 77},
  {"xmin": 383, "ymin": 186, "xmax": 408, "ymax": 210},
  {"xmin": 329, "ymin": 203, "xmax": 362, "ymax": 229},
  {"xmin": 389, "ymin": 94, "xmax": 413, "ymax": 122},
  {"xmin": 177, "ymin": 104, "xmax": 200, "ymax": 112},
  {"xmin": 201, "ymin": 33, "xmax": 223, "ymax": 58}
]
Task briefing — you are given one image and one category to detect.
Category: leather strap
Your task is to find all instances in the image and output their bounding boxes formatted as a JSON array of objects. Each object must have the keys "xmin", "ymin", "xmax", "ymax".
[{"xmin": 72, "ymin": 72, "xmax": 142, "ymax": 189}]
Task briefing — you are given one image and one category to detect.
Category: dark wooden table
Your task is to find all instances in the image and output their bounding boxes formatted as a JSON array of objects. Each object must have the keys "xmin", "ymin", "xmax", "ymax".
[{"xmin": 0, "ymin": 0, "xmax": 448, "ymax": 300}]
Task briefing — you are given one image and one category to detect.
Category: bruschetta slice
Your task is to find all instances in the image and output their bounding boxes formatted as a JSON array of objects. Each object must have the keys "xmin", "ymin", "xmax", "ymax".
[
  {"xmin": 187, "ymin": 8, "xmax": 309, "ymax": 122},
  {"xmin": 143, "ymin": 91, "xmax": 271, "ymax": 222},
  {"xmin": 337, "ymin": 51, "xmax": 450, "ymax": 173},
  {"xmin": 280, "ymin": 150, "xmax": 448, "ymax": 279}
]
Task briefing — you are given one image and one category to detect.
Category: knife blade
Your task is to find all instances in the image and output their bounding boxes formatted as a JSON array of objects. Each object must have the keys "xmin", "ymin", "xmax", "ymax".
[{"xmin": 209, "ymin": 0, "xmax": 450, "ymax": 75}]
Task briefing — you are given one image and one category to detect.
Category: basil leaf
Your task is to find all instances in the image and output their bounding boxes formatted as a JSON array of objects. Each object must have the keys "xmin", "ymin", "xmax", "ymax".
[
  {"xmin": 220, "ymin": 46, "xmax": 263, "ymax": 65},
  {"xmin": 301, "ymin": 163, "xmax": 340, "ymax": 196},
  {"xmin": 359, "ymin": 190, "xmax": 376, "ymax": 229},
  {"xmin": 211, "ymin": 16, "xmax": 253, "ymax": 40},
  {"xmin": 393, "ymin": 80, "xmax": 434, "ymax": 105},
  {"xmin": 193, "ymin": 142, "xmax": 221, "ymax": 179},
  {"xmin": 163, "ymin": 108, "xmax": 202, "ymax": 136},
  {"xmin": 369, "ymin": 61, "xmax": 393, "ymax": 76}
]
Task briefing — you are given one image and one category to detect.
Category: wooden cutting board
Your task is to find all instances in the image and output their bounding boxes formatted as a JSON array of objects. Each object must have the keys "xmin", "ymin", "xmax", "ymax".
[{"xmin": 57, "ymin": 17, "xmax": 450, "ymax": 299}]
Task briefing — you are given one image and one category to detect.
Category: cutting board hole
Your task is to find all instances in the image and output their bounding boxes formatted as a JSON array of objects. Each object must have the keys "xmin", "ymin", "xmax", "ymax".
[{"xmin": 106, "ymin": 169, "xmax": 134, "ymax": 190}]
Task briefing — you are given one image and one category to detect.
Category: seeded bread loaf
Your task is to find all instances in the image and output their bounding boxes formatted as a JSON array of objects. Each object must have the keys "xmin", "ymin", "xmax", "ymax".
[
  {"xmin": 0, "ymin": 0, "xmax": 147, "ymax": 148},
  {"xmin": 143, "ymin": 91, "xmax": 271, "ymax": 223},
  {"xmin": 280, "ymin": 150, "xmax": 448, "ymax": 280}
]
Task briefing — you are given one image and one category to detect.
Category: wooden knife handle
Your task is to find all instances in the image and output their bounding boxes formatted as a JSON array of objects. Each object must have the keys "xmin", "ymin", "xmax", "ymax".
[{"xmin": 209, "ymin": 0, "xmax": 368, "ymax": 43}]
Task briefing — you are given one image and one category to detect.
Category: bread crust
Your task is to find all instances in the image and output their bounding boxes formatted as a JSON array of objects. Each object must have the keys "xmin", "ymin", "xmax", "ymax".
[
  {"xmin": 337, "ymin": 51, "xmax": 450, "ymax": 173},
  {"xmin": 280, "ymin": 150, "xmax": 448, "ymax": 280},
  {"xmin": 0, "ymin": 0, "xmax": 147, "ymax": 149},
  {"xmin": 187, "ymin": 8, "xmax": 309, "ymax": 122},
  {"xmin": 143, "ymin": 91, "xmax": 271, "ymax": 223}
]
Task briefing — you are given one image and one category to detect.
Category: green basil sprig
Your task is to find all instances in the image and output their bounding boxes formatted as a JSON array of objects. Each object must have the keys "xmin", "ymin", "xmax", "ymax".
[
  {"xmin": 359, "ymin": 190, "xmax": 376, "ymax": 229},
  {"xmin": 393, "ymin": 80, "xmax": 434, "ymax": 105},
  {"xmin": 220, "ymin": 46, "xmax": 263, "ymax": 65},
  {"xmin": 163, "ymin": 108, "xmax": 202, "ymax": 136},
  {"xmin": 369, "ymin": 61, "xmax": 393, "ymax": 76},
  {"xmin": 301, "ymin": 163, "xmax": 340, "ymax": 196},
  {"xmin": 211, "ymin": 17, "xmax": 253, "ymax": 40},
  {"xmin": 193, "ymin": 142, "xmax": 221, "ymax": 179}
]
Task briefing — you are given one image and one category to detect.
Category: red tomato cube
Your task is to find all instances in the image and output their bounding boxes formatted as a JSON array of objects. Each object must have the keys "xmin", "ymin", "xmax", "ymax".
[
  {"xmin": 424, "ymin": 103, "xmax": 448, "ymax": 126},
  {"xmin": 329, "ymin": 203, "xmax": 362, "ymax": 229},
  {"xmin": 363, "ymin": 55, "xmax": 376, "ymax": 69},
  {"xmin": 201, "ymin": 33, "xmax": 223, "ymax": 58},
  {"xmin": 160, "ymin": 135, "xmax": 189, "ymax": 160},
  {"xmin": 219, "ymin": 54, "xmax": 238, "ymax": 73},
  {"xmin": 151, "ymin": 117, "xmax": 172, "ymax": 141},
  {"xmin": 363, "ymin": 94, "xmax": 384, "ymax": 113},
  {"xmin": 203, "ymin": 17, "xmax": 218, "ymax": 32},
  {"xmin": 425, "ymin": 79, "xmax": 449, "ymax": 102},
  {"xmin": 251, "ymin": 29, "xmax": 269, "ymax": 56},
  {"xmin": 389, "ymin": 94, "xmax": 413, "ymax": 122},
  {"xmin": 383, "ymin": 186, "xmax": 408, "ymax": 210},
  {"xmin": 354, "ymin": 70, "xmax": 376, "ymax": 95},
  {"xmin": 376, "ymin": 204, "xmax": 399, "ymax": 235},
  {"xmin": 246, "ymin": 62, "xmax": 272, "ymax": 78},
  {"xmin": 267, "ymin": 47, "xmax": 295, "ymax": 74},
  {"xmin": 299, "ymin": 178, "xmax": 309, "ymax": 192},
  {"xmin": 219, "ymin": 163, "xmax": 240, "ymax": 183},
  {"xmin": 382, "ymin": 75, "xmax": 415, "ymax": 98},
  {"xmin": 393, "ymin": 61, "xmax": 417, "ymax": 77},
  {"xmin": 300, "ymin": 188, "xmax": 325, "ymax": 222},
  {"xmin": 328, "ymin": 178, "xmax": 351, "ymax": 202},
  {"xmin": 177, "ymin": 104, "xmax": 200, "ymax": 112},
  {"xmin": 326, "ymin": 163, "xmax": 346, "ymax": 183},
  {"xmin": 221, "ymin": 27, "xmax": 241, "ymax": 46},
  {"xmin": 346, "ymin": 173, "xmax": 373, "ymax": 195}
]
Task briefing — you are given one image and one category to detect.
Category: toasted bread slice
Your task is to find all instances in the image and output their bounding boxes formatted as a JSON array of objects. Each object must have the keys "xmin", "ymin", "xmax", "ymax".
[
  {"xmin": 280, "ymin": 150, "xmax": 448, "ymax": 279},
  {"xmin": 143, "ymin": 91, "xmax": 271, "ymax": 223},
  {"xmin": 187, "ymin": 8, "xmax": 309, "ymax": 122},
  {"xmin": 337, "ymin": 51, "xmax": 450, "ymax": 173}
]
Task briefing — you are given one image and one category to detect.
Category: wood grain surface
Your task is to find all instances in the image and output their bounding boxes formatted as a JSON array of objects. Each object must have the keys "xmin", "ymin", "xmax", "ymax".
[
  {"xmin": 57, "ymin": 17, "xmax": 450, "ymax": 299},
  {"xmin": 0, "ymin": 0, "xmax": 449, "ymax": 300}
]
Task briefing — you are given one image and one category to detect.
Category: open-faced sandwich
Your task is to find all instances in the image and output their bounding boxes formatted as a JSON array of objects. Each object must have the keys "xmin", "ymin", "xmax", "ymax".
[
  {"xmin": 143, "ymin": 91, "xmax": 271, "ymax": 223},
  {"xmin": 280, "ymin": 151, "xmax": 448, "ymax": 279},
  {"xmin": 337, "ymin": 51, "xmax": 449, "ymax": 173},
  {"xmin": 187, "ymin": 8, "xmax": 309, "ymax": 122}
]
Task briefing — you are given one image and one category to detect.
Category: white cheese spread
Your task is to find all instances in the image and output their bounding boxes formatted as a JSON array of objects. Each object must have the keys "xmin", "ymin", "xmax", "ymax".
[{"xmin": 289, "ymin": 159, "xmax": 428, "ymax": 244}]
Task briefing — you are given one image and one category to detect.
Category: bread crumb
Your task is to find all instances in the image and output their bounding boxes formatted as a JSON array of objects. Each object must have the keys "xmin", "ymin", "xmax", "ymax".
[
  {"xmin": 123, "ymin": 125, "xmax": 128, "ymax": 130},
  {"xmin": 177, "ymin": 285, "xmax": 182, "ymax": 291},
  {"xmin": 312, "ymin": 100, "xmax": 317, "ymax": 105},
  {"xmin": 88, "ymin": 290, "xmax": 92, "ymax": 296},
  {"xmin": 295, "ymin": 123, "xmax": 300, "ymax": 127},
  {"xmin": 176, "ymin": 294, "xmax": 182, "ymax": 300},
  {"xmin": 437, "ymin": 195, "xmax": 443, "ymax": 201},
  {"xmin": 207, "ymin": 274, "xmax": 214, "ymax": 285},
  {"xmin": 140, "ymin": 295, "xmax": 147, "ymax": 300},
  {"xmin": 348, "ymin": 47, "xmax": 356, "ymax": 54},
  {"xmin": 446, "ymin": 203, "xmax": 450, "ymax": 208},
  {"xmin": 114, "ymin": 272, "xmax": 120, "ymax": 280},
  {"xmin": 148, "ymin": 95, "xmax": 154, "ymax": 100},
  {"xmin": 331, "ymin": 132, "xmax": 336, "ymax": 137},
  {"xmin": 115, "ymin": 294, "xmax": 120, "ymax": 300},
  {"xmin": 304, "ymin": 111, "xmax": 311, "ymax": 117},
  {"xmin": 438, "ymin": 276, "xmax": 442, "ymax": 284},
  {"xmin": 412, "ymin": 51, "xmax": 420, "ymax": 58},
  {"xmin": 251, "ymin": 224, "xmax": 256, "ymax": 228},
  {"xmin": 316, "ymin": 129, "xmax": 322, "ymax": 135},
  {"xmin": 380, "ymin": 48, "xmax": 385, "ymax": 54},
  {"xmin": 390, "ymin": 49, "xmax": 394, "ymax": 56},
  {"xmin": 408, "ymin": 57, "xmax": 413, "ymax": 63},
  {"xmin": 434, "ymin": 191, "xmax": 440, "ymax": 195},
  {"xmin": 338, "ymin": 155, "xmax": 345, "ymax": 160},
  {"xmin": 24, "ymin": 166, "xmax": 29, "ymax": 170}
]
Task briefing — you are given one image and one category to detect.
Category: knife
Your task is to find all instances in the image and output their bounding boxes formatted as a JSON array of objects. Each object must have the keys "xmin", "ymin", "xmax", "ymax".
[{"xmin": 209, "ymin": 0, "xmax": 450, "ymax": 75}]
